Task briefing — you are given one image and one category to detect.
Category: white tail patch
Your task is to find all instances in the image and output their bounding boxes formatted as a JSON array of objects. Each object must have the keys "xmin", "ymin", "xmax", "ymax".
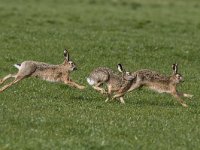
[
  {"xmin": 13, "ymin": 64, "xmax": 21, "ymax": 70},
  {"xmin": 87, "ymin": 77, "xmax": 95, "ymax": 85}
]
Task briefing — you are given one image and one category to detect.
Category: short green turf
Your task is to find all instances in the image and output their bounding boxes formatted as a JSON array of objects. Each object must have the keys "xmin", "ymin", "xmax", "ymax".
[{"xmin": 0, "ymin": 0, "xmax": 200, "ymax": 149}]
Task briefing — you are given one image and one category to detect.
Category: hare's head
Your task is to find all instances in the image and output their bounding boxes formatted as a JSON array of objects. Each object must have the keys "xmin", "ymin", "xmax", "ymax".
[
  {"xmin": 171, "ymin": 64, "xmax": 184, "ymax": 84},
  {"xmin": 117, "ymin": 64, "xmax": 135, "ymax": 81},
  {"xmin": 63, "ymin": 49, "xmax": 77, "ymax": 71},
  {"xmin": 124, "ymin": 71, "xmax": 135, "ymax": 81}
]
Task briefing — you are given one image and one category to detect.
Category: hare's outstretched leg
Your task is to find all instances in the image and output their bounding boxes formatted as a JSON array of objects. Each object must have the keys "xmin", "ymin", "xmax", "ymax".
[
  {"xmin": 64, "ymin": 79, "xmax": 85, "ymax": 90},
  {"xmin": 0, "ymin": 62, "xmax": 36, "ymax": 93},
  {"xmin": 0, "ymin": 77, "xmax": 24, "ymax": 93},
  {"xmin": 171, "ymin": 92, "xmax": 188, "ymax": 108},
  {"xmin": 178, "ymin": 92, "xmax": 193, "ymax": 99},
  {"xmin": 0, "ymin": 74, "xmax": 16, "ymax": 84},
  {"xmin": 0, "ymin": 74, "xmax": 16, "ymax": 85}
]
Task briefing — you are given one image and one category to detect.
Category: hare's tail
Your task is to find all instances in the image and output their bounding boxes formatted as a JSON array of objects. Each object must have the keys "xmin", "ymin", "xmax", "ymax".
[
  {"xmin": 13, "ymin": 64, "xmax": 21, "ymax": 70},
  {"xmin": 87, "ymin": 77, "xmax": 95, "ymax": 86}
]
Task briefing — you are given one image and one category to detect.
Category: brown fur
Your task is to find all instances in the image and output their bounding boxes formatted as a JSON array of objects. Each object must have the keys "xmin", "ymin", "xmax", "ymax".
[
  {"xmin": 87, "ymin": 64, "xmax": 135, "ymax": 103},
  {"xmin": 0, "ymin": 49, "xmax": 85, "ymax": 93},
  {"xmin": 123, "ymin": 64, "xmax": 193, "ymax": 107}
]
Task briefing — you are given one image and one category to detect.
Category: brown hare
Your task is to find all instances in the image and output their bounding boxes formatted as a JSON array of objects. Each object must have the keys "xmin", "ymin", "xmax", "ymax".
[
  {"xmin": 119, "ymin": 64, "xmax": 192, "ymax": 107},
  {"xmin": 0, "ymin": 49, "xmax": 85, "ymax": 93},
  {"xmin": 87, "ymin": 64, "xmax": 135, "ymax": 103}
]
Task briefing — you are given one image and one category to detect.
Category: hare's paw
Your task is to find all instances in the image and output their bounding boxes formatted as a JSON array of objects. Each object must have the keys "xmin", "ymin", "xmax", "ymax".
[
  {"xmin": 182, "ymin": 103, "xmax": 188, "ymax": 108},
  {"xmin": 78, "ymin": 85, "xmax": 85, "ymax": 90},
  {"xmin": 105, "ymin": 98, "xmax": 110, "ymax": 102},
  {"xmin": 183, "ymin": 93, "xmax": 193, "ymax": 99}
]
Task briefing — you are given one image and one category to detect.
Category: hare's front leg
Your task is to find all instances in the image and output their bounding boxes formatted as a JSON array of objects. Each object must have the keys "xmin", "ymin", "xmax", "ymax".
[
  {"xmin": 63, "ymin": 78, "xmax": 85, "ymax": 90},
  {"xmin": 171, "ymin": 92, "xmax": 188, "ymax": 108},
  {"xmin": 105, "ymin": 84, "xmax": 113, "ymax": 102},
  {"xmin": 178, "ymin": 92, "xmax": 193, "ymax": 99},
  {"xmin": 112, "ymin": 92, "xmax": 126, "ymax": 104},
  {"xmin": 0, "ymin": 77, "xmax": 24, "ymax": 93}
]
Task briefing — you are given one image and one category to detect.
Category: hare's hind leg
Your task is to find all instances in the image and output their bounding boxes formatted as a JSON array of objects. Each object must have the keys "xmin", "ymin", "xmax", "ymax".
[
  {"xmin": 0, "ymin": 62, "xmax": 36, "ymax": 93},
  {"xmin": 92, "ymin": 82, "xmax": 107, "ymax": 94},
  {"xmin": 0, "ymin": 76, "xmax": 24, "ymax": 93},
  {"xmin": 93, "ymin": 86, "xmax": 107, "ymax": 94},
  {"xmin": 112, "ymin": 92, "xmax": 126, "ymax": 104},
  {"xmin": 0, "ymin": 74, "xmax": 16, "ymax": 85}
]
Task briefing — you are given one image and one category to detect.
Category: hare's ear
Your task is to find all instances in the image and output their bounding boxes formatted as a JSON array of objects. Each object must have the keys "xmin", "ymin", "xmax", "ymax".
[
  {"xmin": 117, "ymin": 64, "xmax": 124, "ymax": 73},
  {"xmin": 64, "ymin": 49, "xmax": 69, "ymax": 62},
  {"xmin": 172, "ymin": 63, "xmax": 178, "ymax": 74}
]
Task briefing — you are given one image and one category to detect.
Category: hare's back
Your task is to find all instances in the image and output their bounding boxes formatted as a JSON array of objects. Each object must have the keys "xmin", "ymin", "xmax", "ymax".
[
  {"xmin": 135, "ymin": 69, "xmax": 169, "ymax": 82},
  {"xmin": 89, "ymin": 67, "xmax": 113, "ymax": 82}
]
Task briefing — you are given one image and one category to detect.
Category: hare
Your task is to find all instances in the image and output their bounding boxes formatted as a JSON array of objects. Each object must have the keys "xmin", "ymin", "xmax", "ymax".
[
  {"xmin": 0, "ymin": 49, "xmax": 85, "ymax": 93},
  {"xmin": 87, "ymin": 64, "xmax": 135, "ymax": 103},
  {"xmin": 123, "ymin": 64, "xmax": 193, "ymax": 107}
]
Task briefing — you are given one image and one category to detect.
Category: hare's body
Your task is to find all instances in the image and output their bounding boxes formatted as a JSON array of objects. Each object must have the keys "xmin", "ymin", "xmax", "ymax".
[
  {"xmin": 87, "ymin": 65, "xmax": 135, "ymax": 103},
  {"xmin": 0, "ymin": 50, "xmax": 85, "ymax": 93},
  {"xmin": 129, "ymin": 69, "xmax": 173, "ymax": 93},
  {"xmin": 127, "ymin": 65, "xmax": 193, "ymax": 107},
  {"xmin": 18, "ymin": 61, "xmax": 70, "ymax": 82},
  {"xmin": 87, "ymin": 67, "xmax": 113, "ymax": 86},
  {"xmin": 87, "ymin": 67, "xmax": 118, "ymax": 94}
]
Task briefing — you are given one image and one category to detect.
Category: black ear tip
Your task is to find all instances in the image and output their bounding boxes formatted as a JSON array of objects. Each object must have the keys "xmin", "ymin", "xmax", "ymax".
[
  {"xmin": 117, "ymin": 64, "xmax": 124, "ymax": 73},
  {"xmin": 117, "ymin": 64, "xmax": 123, "ymax": 69},
  {"xmin": 64, "ymin": 49, "xmax": 68, "ymax": 57},
  {"xmin": 172, "ymin": 63, "xmax": 177, "ymax": 68}
]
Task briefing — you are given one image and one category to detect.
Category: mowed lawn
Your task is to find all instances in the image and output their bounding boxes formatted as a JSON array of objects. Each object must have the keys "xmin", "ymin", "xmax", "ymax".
[{"xmin": 0, "ymin": 0, "xmax": 200, "ymax": 149}]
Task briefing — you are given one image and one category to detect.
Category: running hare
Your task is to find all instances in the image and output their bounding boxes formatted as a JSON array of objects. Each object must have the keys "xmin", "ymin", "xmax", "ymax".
[
  {"xmin": 0, "ymin": 49, "xmax": 85, "ymax": 93},
  {"xmin": 126, "ymin": 64, "xmax": 193, "ymax": 107},
  {"xmin": 87, "ymin": 64, "xmax": 135, "ymax": 103}
]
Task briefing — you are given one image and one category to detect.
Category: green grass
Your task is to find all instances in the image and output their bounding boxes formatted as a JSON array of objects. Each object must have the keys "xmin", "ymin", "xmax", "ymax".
[{"xmin": 0, "ymin": 0, "xmax": 200, "ymax": 149}]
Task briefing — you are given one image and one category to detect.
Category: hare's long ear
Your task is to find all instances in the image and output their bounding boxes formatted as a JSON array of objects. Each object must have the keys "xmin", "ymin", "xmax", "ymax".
[
  {"xmin": 172, "ymin": 63, "xmax": 178, "ymax": 74},
  {"xmin": 117, "ymin": 64, "xmax": 124, "ymax": 73},
  {"xmin": 64, "ymin": 49, "xmax": 69, "ymax": 62}
]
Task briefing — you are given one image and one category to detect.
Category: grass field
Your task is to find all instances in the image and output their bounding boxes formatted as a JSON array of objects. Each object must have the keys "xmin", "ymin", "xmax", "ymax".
[{"xmin": 0, "ymin": 0, "xmax": 200, "ymax": 149}]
